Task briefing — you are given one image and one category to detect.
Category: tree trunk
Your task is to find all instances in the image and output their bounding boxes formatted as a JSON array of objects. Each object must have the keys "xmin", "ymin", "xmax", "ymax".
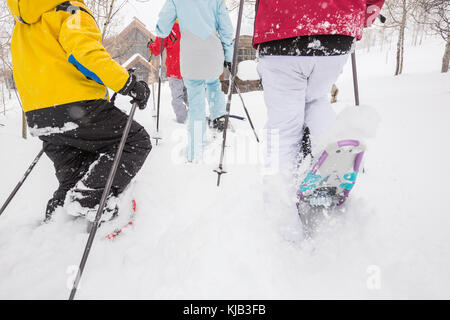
[
  {"xmin": 413, "ymin": 23, "xmax": 419, "ymax": 47},
  {"xmin": 442, "ymin": 39, "xmax": 450, "ymax": 73},
  {"xmin": 399, "ymin": 25, "xmax": 405, "ymax": 74},
  {"xmin": 2, "ymin": 82, "xmax": 5, "ymax": 115},
  {"xmin": 395, "ymin": 11, "xmax": 407, "ymax": 76},
  {"xmin": 102, "ymin": 0, "xmax": 116, "ymax": 41},
  {"xmin": 395, "ymin": 28, "xmax": 404, "ymax": 75}
]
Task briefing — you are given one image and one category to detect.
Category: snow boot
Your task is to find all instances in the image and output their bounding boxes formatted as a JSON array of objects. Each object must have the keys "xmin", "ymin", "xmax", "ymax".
[
  {"xmin": 210, "ymin": 115, "xmax": 227, "ymax": 132},
  {"xmin": 44, "ymin": 197, "xmax": 65, "ymax": 223},
  {"xmin": 86, "ymin": 204, "xmax": 119, "ymax": 233}
]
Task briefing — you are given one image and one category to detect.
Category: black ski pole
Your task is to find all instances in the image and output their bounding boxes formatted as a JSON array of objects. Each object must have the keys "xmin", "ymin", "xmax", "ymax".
[
  {"xmin": 147, "ymin": 53, "xmax": 158, "ymax": 113},
  {"xmin": 154, "ymin": 39, "xmax": 164, "ymax": 145},
  {"xmin": 351, "ymin": 51, "xmax": 360, "ymax": 106},
  {"xmin": 233, "ymin": 82, "xmax": 259, "ymax": 143},
  {"xmin": 0, "ymin": 148, "xmax": 44, "ymax": 217},
  {"xmin": 350, "ymin": 14, "xmax": 385, "ymax": 108},
  {"xmin": 69, "ymin": 101, "xmax": 139, "ymax": 300},
  {"xmin": 214, "ymin": 0, "xmax": 245, "ymax": 186}
]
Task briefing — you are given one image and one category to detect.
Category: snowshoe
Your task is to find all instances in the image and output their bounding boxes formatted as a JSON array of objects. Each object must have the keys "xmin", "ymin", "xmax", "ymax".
[
  {"xmin": 102, "ymin": 199, "xmax": 137, "ymax": 240},
  {"xmin": 85, "ymin": 205, "xmax": 119, "ymax": 234},
  {"xmin": 209, "ymin": 115, "xmax": 227, "ymax": 132},
  {"xmin": 297, "ymin": 139, "xmax": 366, "ymax": 238},
  {"xmin": 207, "ymin": 115, "xmax": 239, "ymax": 134}
]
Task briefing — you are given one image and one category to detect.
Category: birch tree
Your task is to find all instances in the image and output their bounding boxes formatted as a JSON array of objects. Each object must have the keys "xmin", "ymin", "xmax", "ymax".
[
  {"xmin": 0, "ymin": 2, "xmax": 14, "ymax": 115},
  {"xmin": 384, "ymin": 0, "xmax": 421, "ymax": 75},
  {"xmin": 85, "ymin": 0, "xmax": 130, "ymax": 40},
  {"xmin": 419, "ymin": 0, "xmax": 450, "ymax": 72}
]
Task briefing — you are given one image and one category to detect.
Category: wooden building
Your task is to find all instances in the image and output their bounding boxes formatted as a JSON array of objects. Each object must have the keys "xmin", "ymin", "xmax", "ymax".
[
  {"xmin": 104, "ymin": 17, "xmax": 163, "ymax": 84},
  {"xmin": 221, "ymin": 35, "xmax": 262, "ymax": 94}
]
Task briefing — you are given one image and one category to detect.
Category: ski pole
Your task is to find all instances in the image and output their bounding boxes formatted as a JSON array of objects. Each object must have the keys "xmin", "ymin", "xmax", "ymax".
[
  {"xmin": 147, "ymin": 53, "xmax": 158, "ymax": 114},
  {"xmin": 69, "ymin": 101, "xmax": 139, "ymax": 300},
  {"xmin": 233, "ymin": 82, "xmax": 259, "ymax": 143},
  {"xmin": 351, "ymin": 51, "xmax": 360, "ymax": 106},
  {"xmin": 154, "ymin": 39, "xmax": 164, "ymax": 145},
  {"xmin": 0, "ymin": 148, "xmax": 45, "ymax": 217},
  {"xmin": 152, "ymin": 83, "xmax": 156, "ymax": 112},
  {"xmin": 214, "ymin": 0, "xmax": 245, "ymax": 186},
  {"xmin": 350, "ymin": 14, "xmax": 385, "ymax": 108}
]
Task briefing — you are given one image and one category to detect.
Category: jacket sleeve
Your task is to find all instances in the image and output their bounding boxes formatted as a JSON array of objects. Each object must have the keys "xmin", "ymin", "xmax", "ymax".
[
  {"xmin": 156, "ymin": 0, "xmax": 177, "ymax": 38},
  {"xmin": 366, "ymin": 0, "xmax": 386, "ymax": 24},
  {"xmin": 217, "ymin": 0, "xmax": 234, "ymax": 63},
  {"xmin": 58, "ymin": 8, "xmax": 130, "ymax": 93},
  {"xmin": 367, "ymin": 0, "xmax": 385, "ymax": 10},
  {"xmin": 149, "ymin": 37, "xmax": 164, "ymax": 56}
]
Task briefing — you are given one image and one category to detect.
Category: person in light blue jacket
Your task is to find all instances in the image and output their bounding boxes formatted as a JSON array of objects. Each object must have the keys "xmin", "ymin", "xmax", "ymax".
[{"xmin": 156, "ymin": 0, "xmax": 234, "ymax": 162}]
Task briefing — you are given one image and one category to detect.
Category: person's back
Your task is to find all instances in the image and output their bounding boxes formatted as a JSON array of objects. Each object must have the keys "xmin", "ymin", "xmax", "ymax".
[
  {"xmin": 7, "ymin": 0, "xmax": 152, "ymax": 223},
  {"xmin": 150, "ymin": 22, "xmax": 182, "ymax": 79},
  {"xmin": 149, "ymin": 21, "xmax": 188, "ymax": 123},
  {"xmin": 253, "ymin": 0, "xmax": 385, "ymax": 47},
  {"xmin": 156, "ymin": 0, "xmax": 234, "ymax": 162},
  {"xmin": 157, "ymin": 0, "xmax": 233, "ymax": 80},
  {"xmin": 8, "ymin": 0, "xmax": 128, "ymax": 115}
]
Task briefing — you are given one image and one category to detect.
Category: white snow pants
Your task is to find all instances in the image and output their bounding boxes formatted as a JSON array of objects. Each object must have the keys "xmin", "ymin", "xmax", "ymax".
[{"xmin": 257, "ymin": 54, "xmax": 350, "ymax": 241}]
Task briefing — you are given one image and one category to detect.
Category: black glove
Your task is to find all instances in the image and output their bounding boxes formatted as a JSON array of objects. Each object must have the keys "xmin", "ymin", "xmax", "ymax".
[
  {"xmin": 119, "ymin": 74, "xmax": 150, "ymax": 110},
  {"xmin": 224, "ymin": 61, "xmax": 232, "ymax": 72},
  {"xmin": 130, "ymin": 81, "xmax": 151, "ymax": 110}
]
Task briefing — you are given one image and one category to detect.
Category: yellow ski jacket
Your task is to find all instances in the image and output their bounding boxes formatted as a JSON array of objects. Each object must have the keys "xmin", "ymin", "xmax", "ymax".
[{"xmin": 7, "ymin": 0, "xmax": 130, "ymax": 112}]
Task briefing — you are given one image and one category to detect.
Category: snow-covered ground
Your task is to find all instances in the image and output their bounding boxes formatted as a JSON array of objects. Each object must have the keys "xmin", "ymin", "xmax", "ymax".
[{"xmin": 0, "ymin": 38, "xmax": 449, "ymax": 299}]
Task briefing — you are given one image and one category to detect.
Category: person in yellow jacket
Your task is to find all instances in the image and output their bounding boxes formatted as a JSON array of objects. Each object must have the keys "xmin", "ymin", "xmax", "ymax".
[{"xmin": 7, "ymin": 0, "xmax": 152, "ymax": 223}]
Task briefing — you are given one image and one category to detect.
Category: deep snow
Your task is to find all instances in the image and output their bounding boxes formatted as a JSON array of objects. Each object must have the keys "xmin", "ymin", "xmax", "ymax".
[{"xmin": 0, "ymin": 38, "xmax": 449, "ymax": 299}]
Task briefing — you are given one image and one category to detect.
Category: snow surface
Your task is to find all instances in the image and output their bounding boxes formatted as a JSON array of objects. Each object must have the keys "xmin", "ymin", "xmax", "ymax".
[
  {"xmin": 0, "ymin": 39, "xmax": 449, "ymax": 299},
  {"xmin": 237, "ymin": 60, "xmax": 260, "ymax": 81},
  {"xmin": 28, "ymin": 122, "xmax": 78, "ymax": 137}
]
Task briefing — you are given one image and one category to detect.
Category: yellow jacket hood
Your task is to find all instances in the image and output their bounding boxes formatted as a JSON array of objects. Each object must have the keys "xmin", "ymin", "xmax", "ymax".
[{"xmin": 7, "ymin": 0, "xmax": 80, "ymax": 24}]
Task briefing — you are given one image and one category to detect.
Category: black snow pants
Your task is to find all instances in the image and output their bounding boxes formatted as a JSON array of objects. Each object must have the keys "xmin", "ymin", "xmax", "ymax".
[{"xmin": 26, "ymin": 99, "xmax": 152, "ymax": 219}]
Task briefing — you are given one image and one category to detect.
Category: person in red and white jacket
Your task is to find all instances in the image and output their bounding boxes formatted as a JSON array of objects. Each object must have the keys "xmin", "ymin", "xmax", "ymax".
[
  {"xmin": 253, "ymin": 0, "xmax": 385, "ymax": 242},
  {"xmin": 149, "ymin": 21, "xmax": 188, "ymax": 123}
]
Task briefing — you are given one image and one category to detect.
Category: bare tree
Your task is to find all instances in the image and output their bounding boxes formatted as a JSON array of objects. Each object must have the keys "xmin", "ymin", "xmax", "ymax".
[
  {"xmin": 84, "ymin": 0, "xmax": 150, "ymax": 40},
  {"xmin": 0, "ymin": 2, "xmax": 14, "ymax": 115},
  {"xmin": 227, "ymin": 0, "xmax": 257, "ymax": 20},
  {"xmin": 228, "ymin": 0, "xmax": 256, "ymax": 10},
  {"xmin": 85, "ymin": 0, "xmax": 129, "ymax": 40},
  {"xmin": 384, "ymin": 0, "xmax": 421, "ymax": 75},
  {"xmin": 418, "ymin": 0, "xmax": 450, "ymax": 72}
]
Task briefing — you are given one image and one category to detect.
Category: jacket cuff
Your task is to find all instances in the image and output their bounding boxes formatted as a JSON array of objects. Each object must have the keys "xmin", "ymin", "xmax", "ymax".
[{"xmin": 118, "ymin": 74, "xmax": 136, "ymax": 95}]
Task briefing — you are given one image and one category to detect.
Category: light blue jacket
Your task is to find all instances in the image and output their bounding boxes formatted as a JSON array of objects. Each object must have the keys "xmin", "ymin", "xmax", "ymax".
[{"xmin": 156, "ymin": 0, "xmax": 234, "ymax": 80}]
